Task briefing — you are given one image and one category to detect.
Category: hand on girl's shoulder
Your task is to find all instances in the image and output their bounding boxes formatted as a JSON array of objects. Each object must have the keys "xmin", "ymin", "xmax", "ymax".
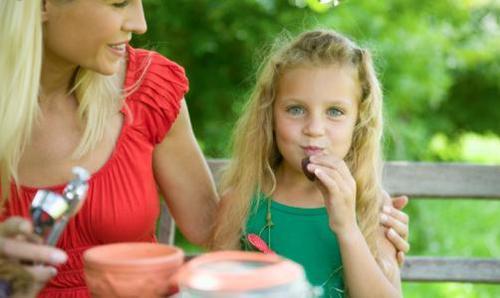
[{"xmin": 377, "ymin": 191, "xmax": 402, "ymax": 286}]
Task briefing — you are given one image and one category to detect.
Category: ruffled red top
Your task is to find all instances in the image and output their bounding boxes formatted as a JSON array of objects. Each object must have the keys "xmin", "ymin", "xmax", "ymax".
[{"xmin": 0, "ymin": 46, "xmax": 189, "ymax": 297}]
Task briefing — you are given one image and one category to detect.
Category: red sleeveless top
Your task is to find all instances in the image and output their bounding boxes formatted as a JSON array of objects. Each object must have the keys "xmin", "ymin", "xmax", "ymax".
[{"xmin": 0, "ymin": 46, "xmax": 188, "ymax": 297}]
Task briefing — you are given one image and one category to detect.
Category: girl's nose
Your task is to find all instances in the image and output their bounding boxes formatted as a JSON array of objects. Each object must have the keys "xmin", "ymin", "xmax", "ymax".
[
  {"xmin": 123, "ymin": 1, "xmax": 148, "ymax": 35},
  {"xmin": 303, "ymin": 115, "xmax": 325, "ymax": 137}
]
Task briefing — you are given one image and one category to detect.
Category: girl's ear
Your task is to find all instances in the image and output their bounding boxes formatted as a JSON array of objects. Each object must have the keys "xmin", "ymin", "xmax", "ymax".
[{"xmin": 41, "ymin": 0, "xmax": 49, "ymax": 22}]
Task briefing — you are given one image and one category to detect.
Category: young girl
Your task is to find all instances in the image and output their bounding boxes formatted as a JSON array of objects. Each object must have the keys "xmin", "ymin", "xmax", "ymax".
[{"xmin": 211, "ymin": 30, "xmax": 403, "ymax": 297}]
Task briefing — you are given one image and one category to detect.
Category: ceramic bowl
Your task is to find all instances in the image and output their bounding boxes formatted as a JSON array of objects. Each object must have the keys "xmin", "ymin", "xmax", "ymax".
[{"xmin": 83, "ymin": 242, "xmax": 184, "ymax": 298}]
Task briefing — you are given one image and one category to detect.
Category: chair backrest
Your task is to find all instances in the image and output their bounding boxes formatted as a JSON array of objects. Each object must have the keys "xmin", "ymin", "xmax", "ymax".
[
  {"xmin": 383, "ymin": 162, "xmax": 500, "ymax": 283},
  {"xmin": 158, "ymin": 160, "xmax": 500, "ymax": 283}
]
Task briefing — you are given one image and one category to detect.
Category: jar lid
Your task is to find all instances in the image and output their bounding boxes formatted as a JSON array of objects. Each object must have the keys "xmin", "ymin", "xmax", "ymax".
[{"xmin": 177, "ymin": 251, "xmax": 306, "ymax": 292}]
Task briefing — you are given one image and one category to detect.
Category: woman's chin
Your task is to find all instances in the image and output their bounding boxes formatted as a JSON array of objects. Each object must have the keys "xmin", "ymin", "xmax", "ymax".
[{"xmin": 91, "ymin": 62, "xmax": 121, "ymax": 76}]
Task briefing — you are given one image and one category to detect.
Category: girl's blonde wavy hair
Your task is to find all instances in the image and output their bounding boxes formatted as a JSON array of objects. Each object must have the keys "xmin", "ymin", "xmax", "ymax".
[
  {"xmin": 211, "ymin": 29, "xmax": 385, "ymax": 265},
  {"xmin": 0, "ymin": 1, "xmax": 121, "ymax": 203}
]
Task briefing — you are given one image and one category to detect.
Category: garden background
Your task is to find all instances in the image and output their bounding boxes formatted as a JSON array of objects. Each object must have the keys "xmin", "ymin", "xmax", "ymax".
[{"xmin": 133, "ymin": 1, "xmax": 500, "ymax": 297}]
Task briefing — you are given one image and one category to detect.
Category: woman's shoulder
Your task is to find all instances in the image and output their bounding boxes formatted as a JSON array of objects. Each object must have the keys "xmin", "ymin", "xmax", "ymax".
[
  {"xmin": 124, "ymin": 46, "xmax": 190, "ymax": 144},
  {"xmin": 126, "ymin": 46, "xmax": 189, "ymax": 94}
]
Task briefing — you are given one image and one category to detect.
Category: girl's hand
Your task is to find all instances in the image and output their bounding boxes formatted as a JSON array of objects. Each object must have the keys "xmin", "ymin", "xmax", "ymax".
[
  {"xmin": 0, "ymin": 217, "xmax": 68, "ymax": 297},
  {"xmin": 381, "ymin": 195, "xmax": 410, "ymax": 265},
  {"xmin": 307, "ymin": 155, "xmax": 357, "ymax": 234}
]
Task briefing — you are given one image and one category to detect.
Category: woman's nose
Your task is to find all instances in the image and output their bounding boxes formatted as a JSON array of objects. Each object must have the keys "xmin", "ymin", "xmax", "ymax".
[{"xmin": 123, "ymin": 1, "xmax": 148, "ymax": 35}]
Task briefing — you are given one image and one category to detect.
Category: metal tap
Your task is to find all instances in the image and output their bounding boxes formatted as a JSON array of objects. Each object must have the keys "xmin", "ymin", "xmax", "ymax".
[{"xmin": 31, "ymin": 167, "xmax": 90, "ymax": 246}]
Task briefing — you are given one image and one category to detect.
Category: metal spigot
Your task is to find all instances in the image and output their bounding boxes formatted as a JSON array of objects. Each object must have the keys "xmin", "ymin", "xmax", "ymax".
[{"xmin": 31, "ymin": 167, "xmax": 90, "ymax": 246}]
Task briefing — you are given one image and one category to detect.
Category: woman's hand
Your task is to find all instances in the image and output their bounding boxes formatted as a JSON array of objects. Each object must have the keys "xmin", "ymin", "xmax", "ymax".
[
  {"xmin": 381, "ymin": 195, "xmax": 410, "ymax": 266},
  {"xmin": 306, "ymin": 154, "xmax": 358, "ymax": 234},
  {"xmin": 0, "ymin": 217, "xmax": 68, "ymax": 297}
]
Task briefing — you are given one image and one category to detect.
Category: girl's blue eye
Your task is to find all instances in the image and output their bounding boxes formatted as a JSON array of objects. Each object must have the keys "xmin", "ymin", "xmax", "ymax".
[
  {"xmin": 112, "ymin": 1, "xmax": 129, "ymax": 8},
  {"xmin": 286, "ymin": 106, "xmax": 305, "ymax": 116},
  {"xmin": 327, "ymin": 107, "xmax": 343, "ymax": 117}
]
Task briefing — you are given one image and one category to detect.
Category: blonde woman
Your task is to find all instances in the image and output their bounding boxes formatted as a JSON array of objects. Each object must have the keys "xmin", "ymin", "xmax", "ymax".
[
  {"xmin": 211, "ymin": 30, "xmax": 409, "ymax": 297},
  {"xmin": 0, "ymin": 1, "xmax": 217, "ymax": 297}
]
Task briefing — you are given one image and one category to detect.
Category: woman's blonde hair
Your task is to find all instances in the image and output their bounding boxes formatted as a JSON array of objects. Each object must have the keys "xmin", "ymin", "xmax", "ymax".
[
  {"xmin": 211, "ymin": 29, "xmax": 385, "ymax": 263},
  {"xmin": 0, "ymin": 0, "xmax": 121, "ymax": 202}
]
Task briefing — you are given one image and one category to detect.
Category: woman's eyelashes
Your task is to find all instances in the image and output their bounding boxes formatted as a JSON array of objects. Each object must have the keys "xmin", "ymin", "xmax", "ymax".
[{"xmin": 111, "ymin": 1, "xmax": 129, "ymax": 8}]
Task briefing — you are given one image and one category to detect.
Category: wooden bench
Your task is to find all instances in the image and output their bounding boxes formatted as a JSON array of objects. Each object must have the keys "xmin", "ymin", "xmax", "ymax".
[{"xmin": 158, "ymin": 160, "xmax": 500, "ymax": 284}]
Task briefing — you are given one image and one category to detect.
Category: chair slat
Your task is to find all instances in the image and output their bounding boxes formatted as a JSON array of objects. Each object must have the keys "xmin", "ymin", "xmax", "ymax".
[
  {"xmin": 402, "ymin": 257, "xmax": 500, "ymax": 283},
  {"xmin": 383, "ymin": 162, "xmax": 500, "ymax": 199}
]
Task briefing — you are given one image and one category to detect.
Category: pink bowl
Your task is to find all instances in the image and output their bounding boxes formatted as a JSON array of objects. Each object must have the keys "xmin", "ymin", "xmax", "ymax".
[{"xmin": 83, "ymin": 242, "xmax": 184, "ymax": 298}]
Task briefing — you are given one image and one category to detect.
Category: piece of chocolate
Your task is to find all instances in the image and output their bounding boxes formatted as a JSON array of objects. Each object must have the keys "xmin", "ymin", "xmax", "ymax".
[{"xmin": 301, "ymin": 157, "xmax": 316, "ymax": 181}]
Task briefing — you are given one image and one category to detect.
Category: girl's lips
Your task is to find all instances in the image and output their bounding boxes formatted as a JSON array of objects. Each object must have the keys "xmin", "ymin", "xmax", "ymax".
[{"xmin": 302, "ymin": 146, "xmax": 323, "ymax": 156}]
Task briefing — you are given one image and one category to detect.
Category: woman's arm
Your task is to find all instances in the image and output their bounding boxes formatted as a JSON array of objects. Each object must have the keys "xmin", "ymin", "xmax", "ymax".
[
  {"xmin": 382, "ymin": 195, "xmax": 410, "ymax": 265},
  {"xmin": 153, "ymin": 101, "xmax": 218, "ymax": 246}
]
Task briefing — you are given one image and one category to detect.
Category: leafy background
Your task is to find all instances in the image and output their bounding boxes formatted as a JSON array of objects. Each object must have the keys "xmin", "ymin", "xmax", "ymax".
[{"xmin": 133, "ymin": 0, "xmax": 500, "ymax": 296}]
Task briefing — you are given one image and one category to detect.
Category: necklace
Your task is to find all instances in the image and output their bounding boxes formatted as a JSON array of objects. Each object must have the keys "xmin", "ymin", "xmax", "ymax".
[{"xmin": 243, "ymin": 198, "xmax": 345, "ymax": 298}]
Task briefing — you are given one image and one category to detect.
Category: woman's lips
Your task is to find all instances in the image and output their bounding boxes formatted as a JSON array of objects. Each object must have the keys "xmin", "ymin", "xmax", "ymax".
[{"xmin": 108, "ymin": 43, "xmax": 127, "ymax": 57}]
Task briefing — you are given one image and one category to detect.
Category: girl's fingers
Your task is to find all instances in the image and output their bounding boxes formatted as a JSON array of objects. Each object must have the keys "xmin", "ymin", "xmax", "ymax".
[
  {"xmin": 0, "ymin": 237, "xmax": 67, "ymax": 265},
  {"xmin": 313, "ymin": 168, "xmax": 340, "ymax": 199},
  {"xmin": 308, "ymin": 163, "xmax": 355, "ymax": 198},
  {"xmin": 386, "ymin": 228, "xmax": 410, "ymax": 254},
  {"xmin": 310, "ymin": 164, "xmax": 348, "ymax": 192},
  {"xmin": 309, "ymin": 155, "xmax": 354, "ymax": 187}
]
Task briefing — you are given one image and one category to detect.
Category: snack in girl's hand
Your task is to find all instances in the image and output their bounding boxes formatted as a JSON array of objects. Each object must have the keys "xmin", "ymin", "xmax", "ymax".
[{"xmin": 301, "ymin": 157, "xmax": 316, "ymax": 181}]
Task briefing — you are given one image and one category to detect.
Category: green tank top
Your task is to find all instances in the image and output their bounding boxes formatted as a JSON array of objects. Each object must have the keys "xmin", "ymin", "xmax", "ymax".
[{"xmin": 243, "ymin": 193, "xmax": 345, "ymax": 298}]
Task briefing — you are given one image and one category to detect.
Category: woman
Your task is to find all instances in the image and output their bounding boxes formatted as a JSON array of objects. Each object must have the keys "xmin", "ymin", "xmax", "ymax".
[{"xmin": 1, "ymin": 1, "xmax": 217, "ymax": 296}]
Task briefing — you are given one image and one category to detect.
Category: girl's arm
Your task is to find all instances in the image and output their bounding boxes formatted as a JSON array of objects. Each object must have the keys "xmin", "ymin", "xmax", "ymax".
[
  {"xmin": 153, "ymin": 101, "xmax": 218, "ymax": 246},
  {"xmin": 336, "ymin": 220, "xmax": 401, "ymax": 298},
  {"xmin": 335, "ymin": 193, "xmax": 402, "ymax": 298},
  {"xmin": 307, "ymin": 155, "xmax": 402, "ymax": 298}
]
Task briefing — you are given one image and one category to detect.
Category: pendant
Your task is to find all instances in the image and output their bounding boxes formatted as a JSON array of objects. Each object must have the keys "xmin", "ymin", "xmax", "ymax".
[{"xmin": 246, "ymin": 233, "xmax": 275, "ymax": 254}]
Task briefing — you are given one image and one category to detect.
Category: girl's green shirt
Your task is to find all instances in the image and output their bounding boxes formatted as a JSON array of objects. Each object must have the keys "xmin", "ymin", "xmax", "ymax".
[{"xmin": 243, "ymin": 193, "xmax": 345, "ymax": 298}]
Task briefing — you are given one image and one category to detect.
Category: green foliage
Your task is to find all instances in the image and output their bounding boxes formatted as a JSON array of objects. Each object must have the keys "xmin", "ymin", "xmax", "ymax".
[
  {"xmin": 428, "ymin": 132, "xmax": 500, "ymax": 163},
  {"xmin": 135, "ymin": 0, "xmax": 499, "ymax": 160}
]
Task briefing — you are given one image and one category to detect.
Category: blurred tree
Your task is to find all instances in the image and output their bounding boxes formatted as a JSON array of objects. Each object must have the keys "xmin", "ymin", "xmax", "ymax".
[{"xmin": 133, "ymin": 0, "xmax": 499, "ymax": 160}]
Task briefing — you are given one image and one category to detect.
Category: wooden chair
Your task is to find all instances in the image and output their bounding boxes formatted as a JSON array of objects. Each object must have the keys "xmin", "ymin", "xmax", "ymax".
[{"xmin": 158, "ymin": 160, "xmax": 500, "ymax": 283}]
